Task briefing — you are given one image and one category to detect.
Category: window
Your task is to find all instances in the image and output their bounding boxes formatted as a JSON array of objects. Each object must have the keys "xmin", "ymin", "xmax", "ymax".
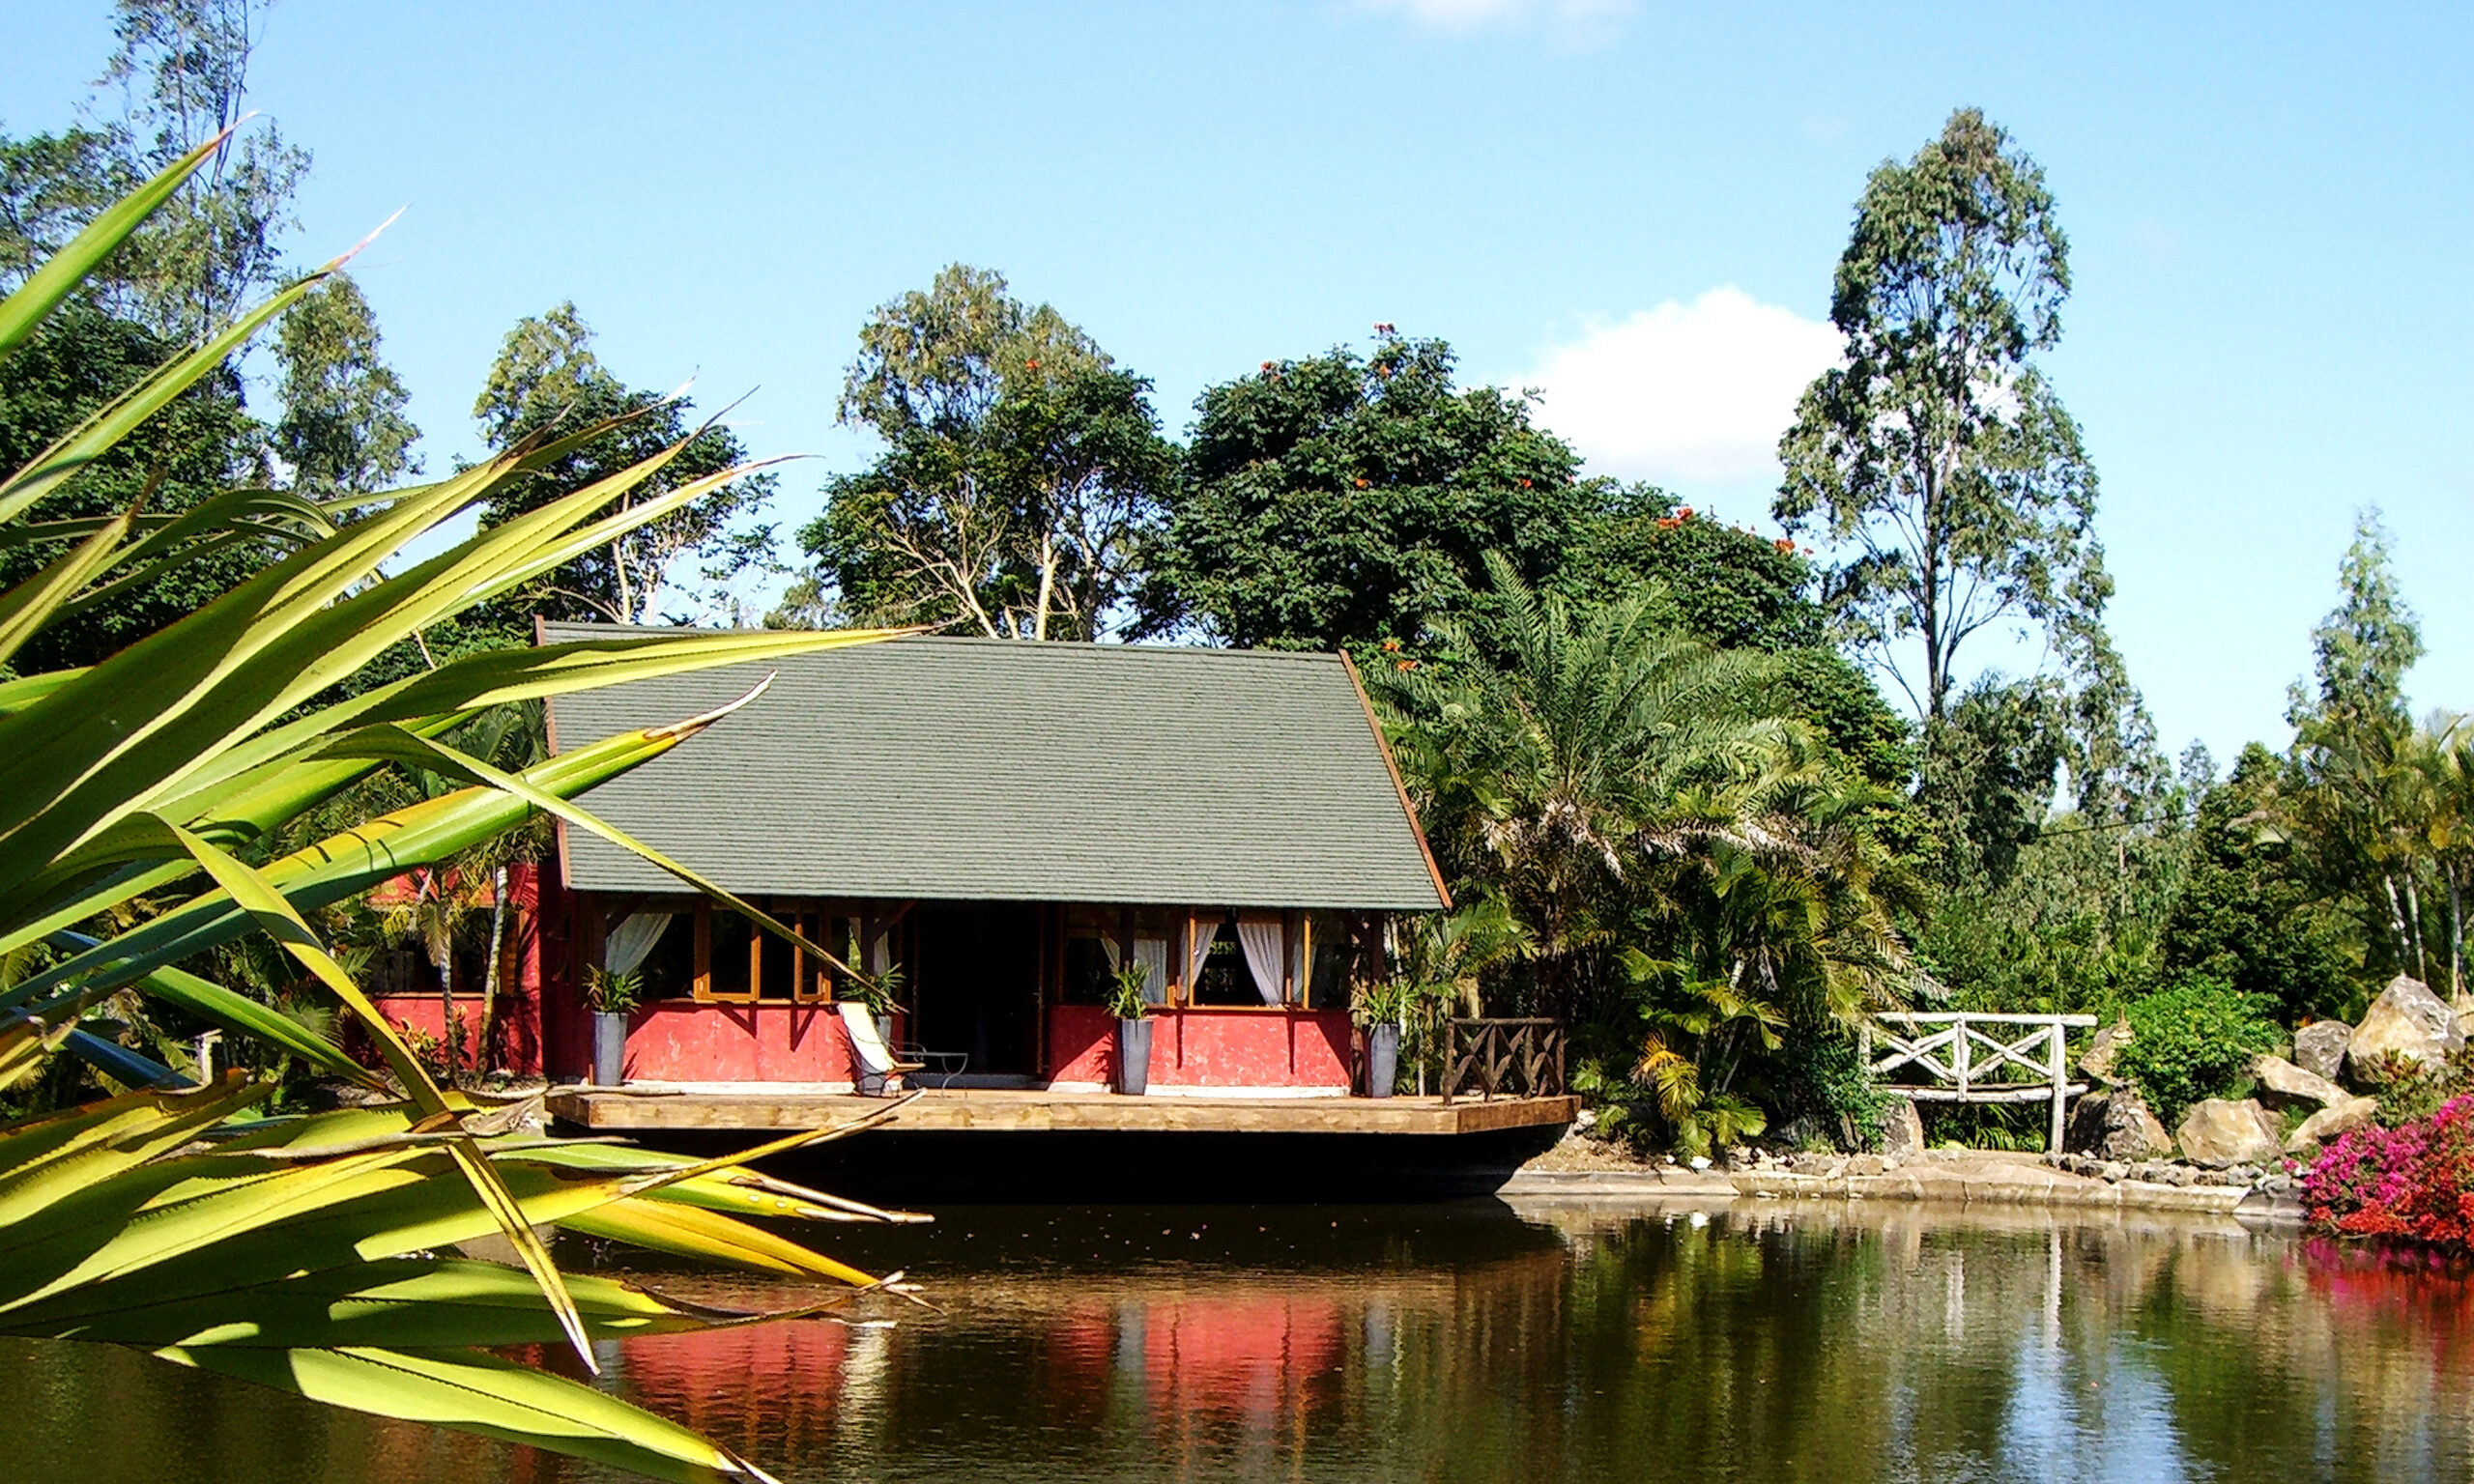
[
  {"xmin": 672, "ymin": 901, "xmax": 860, "ymax": 1005},
  {"xmin": 1186, "ymin": 915, "xmax": 1255, "ymax": 1007},
  {"xmin": 705, "ymin": 909, "xmax": 754, "ymax": 1001},
  {"xmin": 638, "ymin": 913, "xmax": 695, "ymax": 1001}
]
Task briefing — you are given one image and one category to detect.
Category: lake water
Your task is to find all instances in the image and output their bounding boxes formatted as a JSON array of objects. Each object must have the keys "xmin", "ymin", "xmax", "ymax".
[{"xmin": 6, "ymin": 1197, "xmax": 2470, "ymax": 1483}]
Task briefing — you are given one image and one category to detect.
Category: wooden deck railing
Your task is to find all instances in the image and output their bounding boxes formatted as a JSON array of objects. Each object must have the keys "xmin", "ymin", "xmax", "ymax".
[
  {"xmin": 1860, "ymin": 1011, "xmax": 2099, "ymax": 1153},
  {"xmin": 1441, "ymin": 1018, "xmax": 1567, "ymax": 1102}
]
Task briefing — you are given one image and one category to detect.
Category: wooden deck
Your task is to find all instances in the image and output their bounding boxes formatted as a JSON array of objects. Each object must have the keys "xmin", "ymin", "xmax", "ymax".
[{"xmin": 547, "ymin": 1086, "xmax": 1578, "ymax": 1137}]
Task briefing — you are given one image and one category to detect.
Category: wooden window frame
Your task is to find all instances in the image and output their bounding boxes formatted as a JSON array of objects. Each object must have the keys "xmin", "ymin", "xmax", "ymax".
[
  {"xmin": 1165, "ymin": 908, "xmax": 1319, "ymax": 1013},
  {"xmin": 688, "ymin": 899, "xmax": 839, "ymax": 1007}
]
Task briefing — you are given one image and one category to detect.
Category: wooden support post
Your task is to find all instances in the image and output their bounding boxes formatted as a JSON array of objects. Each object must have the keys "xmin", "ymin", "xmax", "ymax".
[
  {"xmin": 1955, "ymin": 1017, "xmax": 1971, "ymax": 1101},
  {"xmin": 2047, "ymin": 1016, "xmax": 2068, "ymax": 1160},
  {"xmin": 1442, "ymin": 1019, "xmax": 1456, "ymax": 1105}
]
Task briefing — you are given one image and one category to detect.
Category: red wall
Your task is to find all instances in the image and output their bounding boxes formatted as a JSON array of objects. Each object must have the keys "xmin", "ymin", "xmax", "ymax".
[
  {"xmin": 618, "ymin": 1002, "xmax": 877, "ymax": 1084},
  {"xmin": 361, "ymin": 865, "xmax": 547, "ymax": 1076},
  {"xmin": 1048, "ymin": 1006, "xmax": 1352, "ymax": 1090}
]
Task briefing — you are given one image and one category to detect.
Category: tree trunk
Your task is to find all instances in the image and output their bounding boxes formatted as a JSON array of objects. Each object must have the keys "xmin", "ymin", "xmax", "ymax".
[
  {"xmin": 2383, "ymin": 875, "xmax": 2414, "ymax": 976},
  {"xmin": 2404, "ymin": 875, "xmax": 2430, "ymax": 983},
  {"xmin": 433, "ymin": 942, "xmax": 457, "ymax": 1077}
]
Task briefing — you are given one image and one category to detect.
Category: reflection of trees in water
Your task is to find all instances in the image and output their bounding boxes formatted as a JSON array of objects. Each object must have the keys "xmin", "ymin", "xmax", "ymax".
[
  {"xmin": 64, "ymin": 1205, "xmax": 2450, "ymax": 1484},
  {"xmin": 1510, "ymin": 1201, "xmax": 2473, "ymax": 1484},
  {"xmin": 580, "ymin": 1208, "xmax": 2474, "ymax": 1484}
]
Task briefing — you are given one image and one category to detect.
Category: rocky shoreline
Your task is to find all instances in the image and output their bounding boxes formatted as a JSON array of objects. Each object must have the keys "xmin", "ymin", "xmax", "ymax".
[{"xmin": 1503, "ymin": 1148, "xmax": 2303, "ymax": 1219}]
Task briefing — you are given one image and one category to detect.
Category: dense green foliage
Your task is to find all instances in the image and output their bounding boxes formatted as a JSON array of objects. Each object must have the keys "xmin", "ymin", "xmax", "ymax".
[
  {"xmin": 1150, "ymin": 332, "xmax": 1594, "ymax": 653},
  {"xmin": 2115, "ymin": 976, "xmax": 2282, "ymax": 1125},
  {"xmin": 2159, "ymin": 743, "xmax": 2356, "ymax": 1022},
  {"xmin": 1374, "ymin": 561, "xmax": 1918, "ymax": 1155}
]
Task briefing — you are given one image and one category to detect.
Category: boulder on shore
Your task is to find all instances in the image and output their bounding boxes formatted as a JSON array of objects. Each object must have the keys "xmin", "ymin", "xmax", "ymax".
[
  {"xmin": 2286, "ymin": 1096, "xmax": 2378, "ymax": 1157},
  {"xmin": 1880, "ymin": 1097, "xmax": 1925, "ymax": 1158},
  {"xmin": 2066, "ymin": 1088, "xmax": 2174, "ymax": 1162},
  {"xmin": 2079, "ymin": 1019, "xmax": 2133, "ymax": 1086},
  {"xmin": 2175, "ymin": 1098, "xmax": 2284, "ymax": 1168},
  {"xmin": 2291, "ymin": 1020, "xmax": 2352, "ymax": 1084},
  {"xmin": 2251, "ymin": 1053, "xmax": 2346, "ymax": 1110},
  {"xmin": 2347, "ymin": 975, "xmax": 2461, "ymax": 1082}
]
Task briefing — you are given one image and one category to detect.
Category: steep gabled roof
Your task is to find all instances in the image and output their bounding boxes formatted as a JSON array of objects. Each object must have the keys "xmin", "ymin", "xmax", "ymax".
[{"xmin": 543, "ymin": 625, "xmax": 1448, "ymax": 912}]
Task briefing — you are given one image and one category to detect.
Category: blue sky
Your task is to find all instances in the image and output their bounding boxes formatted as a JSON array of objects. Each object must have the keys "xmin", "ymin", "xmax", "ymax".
[{"xmin": 6, "ymin": 1, "xmax": 2468, "ymax": 764}]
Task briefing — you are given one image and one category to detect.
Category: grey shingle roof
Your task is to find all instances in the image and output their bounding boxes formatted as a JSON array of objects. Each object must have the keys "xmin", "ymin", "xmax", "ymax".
[{"xmin": 542, "ymin": 626, "xmax": 1448, "ymax": 912}]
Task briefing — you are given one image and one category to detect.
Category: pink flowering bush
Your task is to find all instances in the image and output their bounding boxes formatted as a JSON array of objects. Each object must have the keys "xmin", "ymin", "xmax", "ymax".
[{"xmin": 2303, "ymin": 1095, "xmax": 2474, "ymax": 1251}]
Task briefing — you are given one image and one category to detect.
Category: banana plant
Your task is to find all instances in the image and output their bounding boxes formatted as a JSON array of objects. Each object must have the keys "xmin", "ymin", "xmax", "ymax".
[{"xmin": 0, "ymin": 128, "xmax": 924, "ymax": 1481}]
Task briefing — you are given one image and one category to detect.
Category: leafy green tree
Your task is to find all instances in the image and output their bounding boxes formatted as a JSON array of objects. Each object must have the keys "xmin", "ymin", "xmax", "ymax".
[
  {"xmin": 1152, "ymin": 331, "xmax": 1593, "ymax": 653},
  {"xmin": 272, "ymin": 271, "xmax": 418, "ymax": 497},
  {"xmin": 1562, "ymin": 486, "xmax": 1821, "ymax": 649},
  {"xmin": 88, "ymin": 0, "xmax": 308, "ymax": 338},
  {"xmin": 0, "ymin": 301, "xmax": 273, "ymax": 671},
  {"xmin": 2158, "ymin": 743, "xmax": 2356, "ymax": 1022},
  {"xmin": 2282, "ymin": 513, "xmax": 2443, "ymax": 989},
  {"xmin": 2288, "ymin": 510, "xmax": 2423, "ymax": 737},
  {"xmin": 786, "ymin": 264, "xmax": 1177, "ymax": 640},
  {"xmin": 473, "ymin": 301, "xmax": 776, "ymax": 626},
  {"xmin": 1774, "ymin": 107, "xmax": 2100, "ymax": 725}
]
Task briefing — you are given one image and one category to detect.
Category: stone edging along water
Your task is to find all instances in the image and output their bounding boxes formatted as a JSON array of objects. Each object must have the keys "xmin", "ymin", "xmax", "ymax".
[{"xmin": 1501, "ymin": 1156, "xmax": 2306, "ymax": 1222}]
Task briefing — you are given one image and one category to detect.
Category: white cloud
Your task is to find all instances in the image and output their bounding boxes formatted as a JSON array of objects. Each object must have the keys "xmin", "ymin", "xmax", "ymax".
[
  {"xmin": 1355, "ymin": 0, "xmax": 1637, "ymax": 44},
  {"xmin": 1522, "ymin": 286, "xmax": 1843, "ymax": 492}
]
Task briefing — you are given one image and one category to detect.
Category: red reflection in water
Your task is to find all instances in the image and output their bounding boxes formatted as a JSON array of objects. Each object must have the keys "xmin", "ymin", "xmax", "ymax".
[
  {"xmin": 1137, "ymin": 1295, "xmax": 1344, "ymax": 1427},
  {"xmin": 2303, "ymin": 1236, "xmax": 2474, "ymax": 1374},
  {"xmin": 618, "ymin": 1318, "xmax": 855, "ymax": 1459}
]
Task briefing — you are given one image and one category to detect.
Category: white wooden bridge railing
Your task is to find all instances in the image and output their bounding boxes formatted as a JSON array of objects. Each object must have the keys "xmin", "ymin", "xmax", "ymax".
[{"xmin": 1859, "ymin": 1012, "xmax": 2100, "ymax": 1156}]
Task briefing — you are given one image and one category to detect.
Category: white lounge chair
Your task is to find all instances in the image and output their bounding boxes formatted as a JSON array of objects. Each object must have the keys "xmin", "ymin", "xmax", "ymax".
[{"xmin": 838, "ymin": 1002, "xmax": 921, "ymax": 1095}]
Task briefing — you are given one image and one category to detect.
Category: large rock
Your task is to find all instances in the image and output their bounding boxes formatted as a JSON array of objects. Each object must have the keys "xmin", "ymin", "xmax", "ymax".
[
  {"xmin": 1880, "ymin": 1097, "xmax": 1925, "ymax": 1158},
  {"xmin": 2291, "ymin": 1020, "xmax": 2353, "ymax": 1084},
  {"xmin": 2080, "ymin": 1019, "xmax": 2133, "ymax": 1086},
  {"xmin": 2286, "ymin": 1096, "xmax": 2379, "ymax": 1157},
  {"xmin": 2175, "ymin": 1098, "xmax": 2285, "ymax": 1168},
  {"xmin": 2348, "ymin": 975, "xmax": 2462, "ymax": 1081},
  {"xmin": 2251, "ymin": 1054, "xmax": 2347, "ymax": 1110},
  {"xmin": 2065, "ymin": 1088, "xmax": 2174, "ymax": 1162}
]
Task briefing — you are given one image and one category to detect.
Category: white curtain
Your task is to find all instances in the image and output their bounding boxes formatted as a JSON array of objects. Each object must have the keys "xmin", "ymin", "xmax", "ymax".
[
  {"xmin": 1185, "ymin": 916, "xmax": 1218, "ymax": 997},
  {"xmin": 604, "ymin": 913, "xmax": 673, "ymax": 974},
  {"xmin": 1099, "ymin": 936, "xmax": 1171, "ymax": 1005},
  {"xmin": 1237, "ymin": 913, "xmax": 1287, "ymax": 1006},
  {"xmin": 1135, "ymin": 938, "xmax": 1169, "ymax": 1006}
]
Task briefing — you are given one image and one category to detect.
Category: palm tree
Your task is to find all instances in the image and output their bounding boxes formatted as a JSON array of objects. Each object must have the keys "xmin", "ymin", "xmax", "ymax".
[{"xmin": 1376, "ymin": 556, "xmax": 1801, "ymax": 1020}]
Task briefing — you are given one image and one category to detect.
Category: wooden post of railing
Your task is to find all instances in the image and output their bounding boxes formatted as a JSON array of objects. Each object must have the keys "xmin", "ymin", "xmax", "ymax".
[
  {"xmin": 1442, "ymin": 1019, "xmax": 1457, "ymax": 1105},
  {"xmin": 2047, "ymin": 1019, "xmax": 2068, "ymax": 1158},
  {"xmin": 1954, "ymin": 1019, "xmax": 1971, "ymax": 1101}
]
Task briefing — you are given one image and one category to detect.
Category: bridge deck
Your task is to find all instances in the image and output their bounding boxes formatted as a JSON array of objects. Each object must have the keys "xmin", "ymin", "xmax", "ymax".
[{"xmin": 547, "ymin": 1086, "xmax": 1577, "ymax": 1137}]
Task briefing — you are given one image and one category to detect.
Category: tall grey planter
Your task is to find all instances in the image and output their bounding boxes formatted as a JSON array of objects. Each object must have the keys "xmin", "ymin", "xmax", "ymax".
[
  {"xmin": 1366, "ymin": 1022, "xmax": 1400, "ymax": 1099},
  {"xmin": 591, "ymin": 1011, "xmax": 627, "ymax": 1087},
  {"xmin": 1116, "ymin": 1017, "xmax": 1153, "ymax": 1096}
]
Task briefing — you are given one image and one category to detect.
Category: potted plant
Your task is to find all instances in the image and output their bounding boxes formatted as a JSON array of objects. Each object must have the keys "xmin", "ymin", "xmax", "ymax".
[
  {"xmin": 583, "ymin": 965, "xmax": 641, "ymax": 1087},
  {"xmin": 1108, "ymin": 960, "xmax": 1154, "ymax": 1096},
  {"xmin": 1353, "ymin": 977, "xmax": 1415, "ymax": 1099}
]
